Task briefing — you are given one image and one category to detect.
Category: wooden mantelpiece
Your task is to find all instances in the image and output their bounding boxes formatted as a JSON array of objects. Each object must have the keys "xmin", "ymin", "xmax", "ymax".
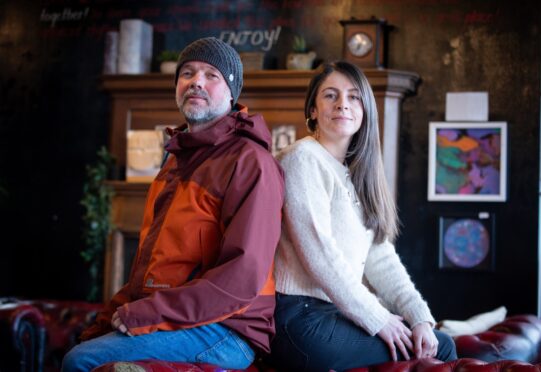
[
  {"xmin": 101, "ymin": 69, "xmax": 419, "ymax": 301},
  {"xmin": 102, "ymin": 69, "xmax": 418, "ymax": 196},
  {"xmin": 102, "ymin": 69, "xmax": 418, "ymax": 93}
]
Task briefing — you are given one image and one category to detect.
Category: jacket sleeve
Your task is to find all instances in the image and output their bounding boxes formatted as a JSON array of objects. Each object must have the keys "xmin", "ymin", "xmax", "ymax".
[
  {"xmin": 80, "ymin": 283, "xmax": 131, "ymax": 340},
  {"xmin": 279, "ymin": 150, "xmax": 392, "ymax": 336},
  {"xmin": 117, "ymin": 151, "xmax": 284, "ymax": 335}
]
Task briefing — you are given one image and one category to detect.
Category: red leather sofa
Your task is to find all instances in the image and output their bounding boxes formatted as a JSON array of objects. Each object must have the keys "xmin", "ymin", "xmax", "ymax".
[
  {"xmin": 453, "ymin": 314, "xmax": 541, "ymax": 362},
  {"xmin": 1, "ymin": 297, "xmax": 540, "ymax": 372},
  {"xmin": 0, "ymin": 297, "xmax": 102, "ymax": 372},
  {"xmin": 94, "ymin": 359, "xmax": 541, "ymax": 372},
  {"xmin": 93, "ymin": 314, "xmax": 541, "ymax": 371},
  {"xmin": 0, "ymin": 300, "xmax": 46, "ymax": 372}
]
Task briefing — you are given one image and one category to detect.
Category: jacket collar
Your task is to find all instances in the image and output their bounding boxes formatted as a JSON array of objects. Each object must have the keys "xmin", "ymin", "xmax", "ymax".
[{"xmin": 164, "ymin": 104, "xmax": 271, "ymax": 154}]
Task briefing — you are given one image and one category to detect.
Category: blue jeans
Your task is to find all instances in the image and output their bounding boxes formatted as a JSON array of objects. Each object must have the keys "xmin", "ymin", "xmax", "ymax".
[
  {"xmin": 62, "ymin": 323, "xmax": 255, "ymax": 372},
  {"xmin": 270, "ymin": 293, "xmax": 457, "ymax": 372}
]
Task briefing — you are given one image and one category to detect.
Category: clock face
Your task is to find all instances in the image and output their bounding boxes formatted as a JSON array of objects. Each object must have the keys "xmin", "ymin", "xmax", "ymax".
[{"xmin": 347, "ymin": 32, "xmax": 373, "ymax": 57}]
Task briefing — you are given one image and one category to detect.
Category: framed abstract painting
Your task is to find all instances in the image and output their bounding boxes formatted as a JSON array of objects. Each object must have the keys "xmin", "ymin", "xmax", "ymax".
[
  {"xmin": 438, "ymin": 212, "xmax": 495, "ymax": 271},
  {"xmin": 428, "ymin": 122, "xmax": 507, "ymax": 202}
]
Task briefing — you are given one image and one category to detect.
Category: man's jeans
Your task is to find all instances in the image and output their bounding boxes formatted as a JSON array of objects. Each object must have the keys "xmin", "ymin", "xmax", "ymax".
[{"xmin": 62, "ymin": 323, "xmax": 255, "ymax": 372}]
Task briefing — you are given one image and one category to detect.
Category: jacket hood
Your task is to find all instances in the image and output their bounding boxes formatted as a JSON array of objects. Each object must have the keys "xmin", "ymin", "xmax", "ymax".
[{"xmin": 165, "ymin": 104, "xmax": 272, "ymax": 154}]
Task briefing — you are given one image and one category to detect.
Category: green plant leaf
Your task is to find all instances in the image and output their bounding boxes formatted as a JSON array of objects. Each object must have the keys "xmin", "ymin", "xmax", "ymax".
[
  {"xmin": 80, "ymin": 146, "xmax": 116, "ymax": 301},
  {"xmin": 157, "ymin": 50, "xmax": 180, "ymax": 62},
  {"xmin": 292, "ymin": 35, "xmax": 307, "ymax": 53}
]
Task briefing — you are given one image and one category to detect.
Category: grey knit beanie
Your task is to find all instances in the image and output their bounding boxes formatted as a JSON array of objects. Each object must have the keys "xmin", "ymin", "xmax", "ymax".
[{"xmin": 174, "ymin": 37, "xmax": 243, "ymax": 106}]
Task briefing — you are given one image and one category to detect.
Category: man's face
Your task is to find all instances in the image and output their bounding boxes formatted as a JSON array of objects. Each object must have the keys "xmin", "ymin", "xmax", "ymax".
[{"xmin": 175, "ymin": 61, "xmax": 232, "ymax": 130}]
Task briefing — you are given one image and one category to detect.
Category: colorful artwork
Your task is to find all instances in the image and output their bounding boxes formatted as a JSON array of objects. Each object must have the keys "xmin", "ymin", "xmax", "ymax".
[
  {"xmin": 439, "ymin": 213, "xmax": 495, "ymax": 271},
  {"xmin": 428, "ymin": 122, "xmax": 507, "ymax": 202}
]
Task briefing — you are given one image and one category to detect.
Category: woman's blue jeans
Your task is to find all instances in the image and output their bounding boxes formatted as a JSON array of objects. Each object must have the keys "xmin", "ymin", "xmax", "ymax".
[
  {"xmin": 61, "ymin": 323, "xmax": 255, "ymax": 372},
  {"xmin": 270, "ymin": 293, "xmax": 457, "ymax": 372}
]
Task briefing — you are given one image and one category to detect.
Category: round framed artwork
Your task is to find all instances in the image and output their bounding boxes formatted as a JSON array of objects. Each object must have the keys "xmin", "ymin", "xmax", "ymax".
[{"xmin": 438, "ymin": 212, "xmax": 495, "ymax": 271}]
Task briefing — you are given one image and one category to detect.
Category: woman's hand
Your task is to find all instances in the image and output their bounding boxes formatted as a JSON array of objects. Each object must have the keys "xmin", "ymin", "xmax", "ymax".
[
  {"xmin": 377, "ymin": 314, "xmax": 413, "ymax": 361},
  {"xmin": 111, "ymin": 311, "xmax": 133, "ymax": 337},
  {"xmin": 411, "ymin": 322, "xmax": 438, "ymax": 359}
]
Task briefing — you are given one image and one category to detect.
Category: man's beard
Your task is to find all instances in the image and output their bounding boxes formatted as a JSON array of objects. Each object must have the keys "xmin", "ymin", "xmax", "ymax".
[{"xmin": 177, "ymin": 89, "xmax": 231, "ymax": 125}]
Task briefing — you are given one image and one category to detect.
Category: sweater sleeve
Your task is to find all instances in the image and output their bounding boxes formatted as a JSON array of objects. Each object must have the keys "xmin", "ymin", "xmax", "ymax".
[
  {"xmin": 364, "ymin": 240, "xmax": 436, "ymax": 328},
  {"xmin": 280, "ymin": 149, "xmax": 391, "ymax": 336},
  {"xmin": 117, "ymin": 151, "xmax": 284, "ymax": 335}
]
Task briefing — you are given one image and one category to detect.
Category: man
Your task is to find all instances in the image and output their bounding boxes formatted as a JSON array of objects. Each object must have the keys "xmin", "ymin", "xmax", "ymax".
[{"xmin": 63, "ymin": 37, "xmax": 284, "ymax": 371}]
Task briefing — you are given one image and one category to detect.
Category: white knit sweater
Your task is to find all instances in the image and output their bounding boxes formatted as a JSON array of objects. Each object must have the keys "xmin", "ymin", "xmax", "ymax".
[{"xmin": 274, "ymin": 136, "xmax": 435, "ymax": 336}]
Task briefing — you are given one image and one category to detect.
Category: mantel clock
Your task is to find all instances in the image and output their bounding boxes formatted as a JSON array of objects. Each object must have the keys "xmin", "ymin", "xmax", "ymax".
[{"xmin": 339, "ymin": 18, "xmax": 388, "ymax": 68}]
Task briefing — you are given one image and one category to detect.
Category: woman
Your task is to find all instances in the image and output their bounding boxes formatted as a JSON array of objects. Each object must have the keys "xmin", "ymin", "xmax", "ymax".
[{"xmin": 270, "ymin": 61, "xmax": 456, "ymax": 372}]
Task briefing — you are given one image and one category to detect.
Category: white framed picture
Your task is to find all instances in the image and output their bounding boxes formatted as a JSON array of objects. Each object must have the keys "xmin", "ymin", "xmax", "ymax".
[
  {"xmin": 126, "ymin": 129, "xmax": 164, "ymax": 183},
  {"xmin": 272, "ymin": 125, "xmax": 296, "ymax": 156},
  {"xmin": 428, "ymin": 122, "xmax": 507, "ymax": 202}
]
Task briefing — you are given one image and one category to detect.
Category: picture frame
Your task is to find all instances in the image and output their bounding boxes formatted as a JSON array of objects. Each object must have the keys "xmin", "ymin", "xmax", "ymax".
[
  {"xmin": 271, "ymin": 125, "xmax": 296, "ymax": 156},
  {"xmin": 428, "ymin": 122, "xmax": 507, "ymax": 202},
  {"xmin": 126, "ymin": 129, "xmax": 164, "ymax": 183},
  {"xmin": 438, "ymin": 212, "xmax": 495, "ymax": 271}
]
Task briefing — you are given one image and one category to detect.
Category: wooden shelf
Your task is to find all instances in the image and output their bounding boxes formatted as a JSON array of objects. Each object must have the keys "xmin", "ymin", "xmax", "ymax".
[
  {"xmin": 101, "ymin": 69, "xmax": 419, "ymax": 170},
  {"xmin": 101, "ymin": 69, "xmax": 418, "ymax": 94}
]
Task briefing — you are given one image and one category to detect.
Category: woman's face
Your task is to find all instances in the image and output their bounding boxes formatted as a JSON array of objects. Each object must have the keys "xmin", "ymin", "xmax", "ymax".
[{"xmin": 310, "ymin": 71, "xmax": 363, "ymax": 144}]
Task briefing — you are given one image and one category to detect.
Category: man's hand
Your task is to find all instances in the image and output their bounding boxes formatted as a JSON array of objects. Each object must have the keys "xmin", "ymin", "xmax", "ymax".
[
  {"xmin": 377, "ymin": 314, "xmax": 413, "ymax": 361},
  {"xmin": 412, "ymin": 322, "xmax": 438, "ymax": 359},
  {"xmin": 111, "ymin": 311, "xmax": 133, "ymax": 337}
]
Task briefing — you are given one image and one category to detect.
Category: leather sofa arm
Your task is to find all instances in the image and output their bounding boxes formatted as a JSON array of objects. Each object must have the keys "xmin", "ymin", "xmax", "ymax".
[
  {"xmin": 454, "ymin": 314, "xmax": 541, "ymax": 363},
  {"xmin": 0, "ymin": 300, "xmax": 46, "ymax": 372}
]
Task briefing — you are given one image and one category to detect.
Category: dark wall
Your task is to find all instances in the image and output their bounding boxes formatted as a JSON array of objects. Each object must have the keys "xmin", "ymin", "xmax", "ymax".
[
  {"xmin": 0, "ymin": 0, "xmax": 110, "ymax": 300},
  {"xmin": 0, "ymin": 0, "xmax": 539, "ymax": 319},
  {"xmin": 382, "ymin": 0, "xmax": 540, "ymax": 320}
]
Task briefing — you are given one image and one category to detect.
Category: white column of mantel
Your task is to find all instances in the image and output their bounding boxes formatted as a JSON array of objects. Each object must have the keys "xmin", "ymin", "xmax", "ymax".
[
  {"xmin": 379, "ymin": 71, "xmax": 419, "ymax": 199},
  {"xmin": 382, "ymin": 93, "xmax": 401, "ymax": 198}
]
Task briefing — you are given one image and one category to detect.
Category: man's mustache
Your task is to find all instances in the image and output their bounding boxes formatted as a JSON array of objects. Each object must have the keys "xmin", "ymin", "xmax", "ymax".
[{"xmin": 183, "ymin": 89, "xmax": 209, "ymax": 103}]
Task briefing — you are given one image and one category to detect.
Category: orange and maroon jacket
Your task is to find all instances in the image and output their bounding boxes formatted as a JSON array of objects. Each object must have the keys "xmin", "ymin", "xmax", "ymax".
[{"xmin": 81, "ymin": 106, "xmax": 285, "ymax": 353}]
